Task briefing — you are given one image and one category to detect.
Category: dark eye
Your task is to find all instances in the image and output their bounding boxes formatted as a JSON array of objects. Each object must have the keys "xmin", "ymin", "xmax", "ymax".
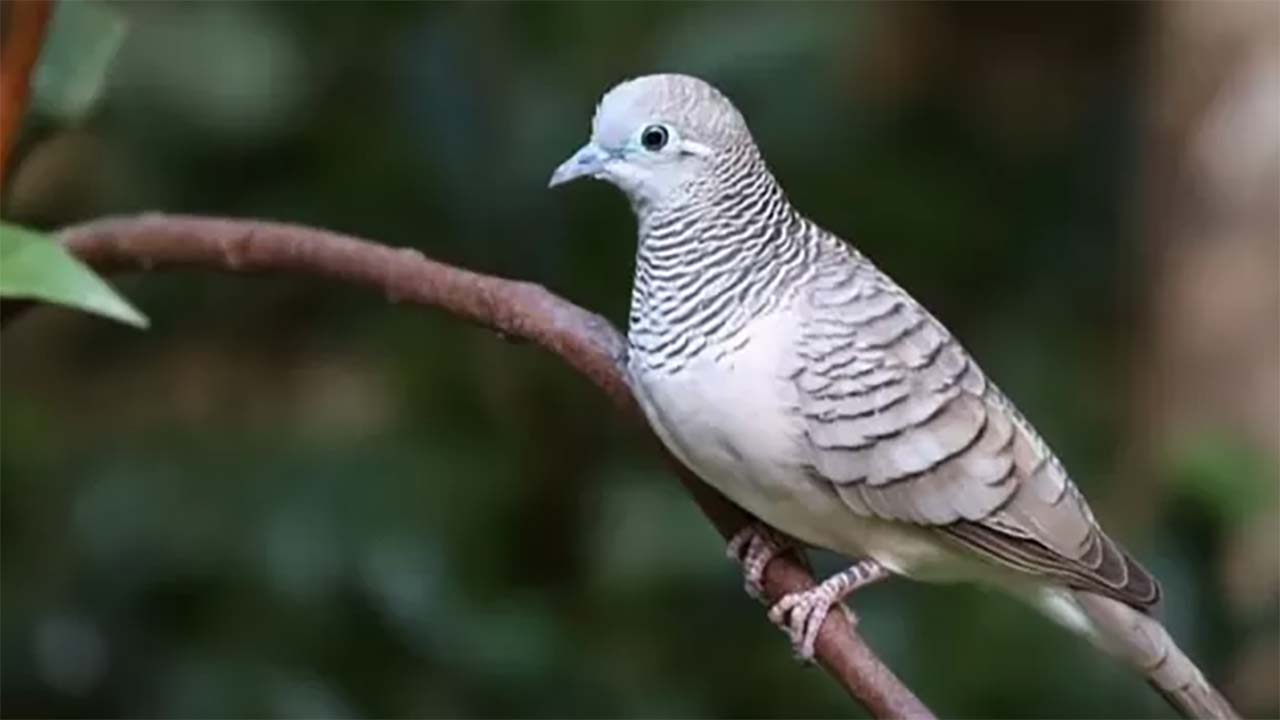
[{"xmin": 641, "ymin": 124, "xmax": 669, "ymax": 151}]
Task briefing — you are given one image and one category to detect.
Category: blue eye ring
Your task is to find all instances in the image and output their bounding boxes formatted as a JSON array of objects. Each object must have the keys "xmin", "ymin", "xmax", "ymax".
[{"xmin": 641, "ymin": 124, "xmax": 669, "ymax": 152}]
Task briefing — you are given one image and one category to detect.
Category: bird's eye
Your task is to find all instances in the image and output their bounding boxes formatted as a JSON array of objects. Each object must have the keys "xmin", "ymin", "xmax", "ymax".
[{"xmin": 640, "ymin": 124, "xmax": 669, "ymax": 152}]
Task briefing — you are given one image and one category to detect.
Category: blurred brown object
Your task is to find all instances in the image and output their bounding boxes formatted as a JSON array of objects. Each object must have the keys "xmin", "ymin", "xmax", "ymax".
[
  {"xmin": 1139, "ymin": 0, "xmax": 1280, "ymax": 458},
  {"xmin": 0, "ymin": 0, "xmax": 53, "ymax": 189},
  {"xmin": 1136, "ymin": 4, "xmax": 1279, "ymax": 714},
  {"xmin": 3, "ymin": 128, "xmax": 110, "ymax": 222}
]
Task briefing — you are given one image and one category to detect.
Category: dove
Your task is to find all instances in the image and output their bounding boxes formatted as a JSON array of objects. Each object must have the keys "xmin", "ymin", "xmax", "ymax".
[{"xmin": 550, "ymin": 73, "xmax": 1238, "ymax": 719}]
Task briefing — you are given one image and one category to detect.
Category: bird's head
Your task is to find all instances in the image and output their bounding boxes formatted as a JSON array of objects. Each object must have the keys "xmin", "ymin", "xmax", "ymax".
[{"xmin": 548, "ymin": 74, "xmax": 753, "ymax": 210}]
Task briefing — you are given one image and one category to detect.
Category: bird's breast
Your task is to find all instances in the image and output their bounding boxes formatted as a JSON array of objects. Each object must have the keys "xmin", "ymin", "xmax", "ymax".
[
  {"xmin": 629, "ymin": 312, "xmax": 856, "ymax": 548},
  {"xmin": 630, "ymin": 312, "xmax": 801, "ymax": 472},
  {"xmin": 627, "ymin": 311, "xmax": 982, "ymax": 576}
]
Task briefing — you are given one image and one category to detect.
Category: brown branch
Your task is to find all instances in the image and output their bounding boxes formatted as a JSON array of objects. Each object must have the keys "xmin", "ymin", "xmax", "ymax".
[
  {"xmin": 0, "ymin": 0, "xmax": 54, "ymax": 188},
  {"xmin": 4, "ymin": 213, "xmax": 936, "ymax": 719}
]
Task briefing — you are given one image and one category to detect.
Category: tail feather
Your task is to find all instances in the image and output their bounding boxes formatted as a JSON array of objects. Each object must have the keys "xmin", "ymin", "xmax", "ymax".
[{"xmin": 1074, "ymin": 591, "xmax": 1239, "ymax": 719}]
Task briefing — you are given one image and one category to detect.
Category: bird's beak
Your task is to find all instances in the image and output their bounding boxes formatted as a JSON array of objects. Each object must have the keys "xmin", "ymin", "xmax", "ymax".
[{"xmin": 548, "ymin": 142, "xmax": 609, "ymax": 188}]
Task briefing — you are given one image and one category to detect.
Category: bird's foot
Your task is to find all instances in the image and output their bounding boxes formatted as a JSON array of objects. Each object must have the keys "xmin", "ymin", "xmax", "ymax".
[
  {"xmin": 725, "ymin": 523, "xmax": 793, "ymax": 601},
  {"xmin": 767, "ymin": 558, "xmax": 889, "ymax": 662}
]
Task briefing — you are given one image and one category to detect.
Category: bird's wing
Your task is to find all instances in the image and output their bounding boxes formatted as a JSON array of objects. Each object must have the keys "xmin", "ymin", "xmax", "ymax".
[{"xmin": 793, "ymin": 262, "xmax": 1159, "ymax": 609}]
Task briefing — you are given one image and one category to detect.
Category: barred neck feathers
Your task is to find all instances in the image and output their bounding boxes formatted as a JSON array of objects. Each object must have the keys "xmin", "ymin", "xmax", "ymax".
[
  {"xmin": 628, "ymin": 143, "xmax": 824, "ymax": 373},
  {"xmin": 544, "ymin": 73, "xmax": 863, "ymax": 372}
]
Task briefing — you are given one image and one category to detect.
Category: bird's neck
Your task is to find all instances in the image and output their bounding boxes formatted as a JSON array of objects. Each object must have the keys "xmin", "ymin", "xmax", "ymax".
[{"xmin": 626, "ymin": 163, "xmax": 821, "ymax": 372}]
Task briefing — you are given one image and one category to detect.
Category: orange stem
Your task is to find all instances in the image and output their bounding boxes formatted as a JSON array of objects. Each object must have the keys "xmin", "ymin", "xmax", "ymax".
[{"xmin": 0, "ymin": 0, "xmax": 55, "ymax": 191}]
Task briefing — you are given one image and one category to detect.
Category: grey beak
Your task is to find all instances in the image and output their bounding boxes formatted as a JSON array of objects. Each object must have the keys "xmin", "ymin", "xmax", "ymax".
[{"xmin": 548, "ymin": 142, "xmax": 608, "ymax": 188}]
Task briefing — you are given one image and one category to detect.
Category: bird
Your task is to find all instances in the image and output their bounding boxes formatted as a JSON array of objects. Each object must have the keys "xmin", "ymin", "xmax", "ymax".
[{"xmin": 548, "ymin": 73, "xmax": 1238, "ymax": 719}]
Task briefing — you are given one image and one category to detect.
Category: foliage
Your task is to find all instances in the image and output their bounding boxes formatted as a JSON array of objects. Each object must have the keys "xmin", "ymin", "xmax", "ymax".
[
  {"xmin": 31, "ymin": 1, "xmax": 128, "ymax": 122},
  {"xmin": 0, "ymin": 221, "xmax": 146, "ymax": 328}
]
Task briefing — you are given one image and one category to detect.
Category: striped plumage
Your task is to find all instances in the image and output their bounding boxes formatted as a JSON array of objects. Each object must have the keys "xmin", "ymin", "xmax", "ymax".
[
  {"xmin": 628, "ymin": 142, "xmax": 810, "ymax": 373},
  {"xmin": 550, "ymin": 73, "xmax": 1237, "ymax": 719},
  {"xmin": 631, "ymin": 149, "xmax": 1158, "ymax": 607}
]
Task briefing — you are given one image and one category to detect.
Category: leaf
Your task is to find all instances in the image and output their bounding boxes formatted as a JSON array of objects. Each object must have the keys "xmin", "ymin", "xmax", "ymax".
[
  {"xmin": 30, "ymin": 1, "xmax": 129, "ymax": 121},
  {"xmin": 0, "ymin": 221, "xmax": 148, "ymax": 328}
]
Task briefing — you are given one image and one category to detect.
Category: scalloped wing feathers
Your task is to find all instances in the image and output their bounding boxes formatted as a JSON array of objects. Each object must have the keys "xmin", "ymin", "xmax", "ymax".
[{"xmin": 793, "ymin": 255, "xmax": 1160, "ymax": 609}]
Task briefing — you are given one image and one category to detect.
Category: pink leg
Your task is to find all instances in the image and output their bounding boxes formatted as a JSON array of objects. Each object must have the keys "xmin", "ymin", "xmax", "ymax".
[
  {"xmin": 725, "ymin": 523, "xmax": 792, "ymax": 601},
  {"xmin": 767, "ymin": 558, "xmax": 890, "ymax": 661}
]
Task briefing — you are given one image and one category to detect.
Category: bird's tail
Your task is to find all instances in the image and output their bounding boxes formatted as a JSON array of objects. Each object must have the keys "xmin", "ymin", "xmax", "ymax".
[{"xmin": 1073, "ymin": 591, "xmax": 1240, "ymax": 719}]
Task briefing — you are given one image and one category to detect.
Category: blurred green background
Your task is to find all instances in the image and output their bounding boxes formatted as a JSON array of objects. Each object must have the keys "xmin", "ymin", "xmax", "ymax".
[{"xmin": 2, "ymin": 2, "xmax": 1277, "ymax": 717}]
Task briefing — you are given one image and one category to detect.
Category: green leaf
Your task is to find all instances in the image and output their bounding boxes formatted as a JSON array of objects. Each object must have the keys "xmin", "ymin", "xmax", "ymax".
[
  {"xmin": 0, "ymin": 222, "xmax": 148, "ymax": 328},
  {"xmin": 31, "ymin": 1, "xmax": 129, "ymax": 121}
]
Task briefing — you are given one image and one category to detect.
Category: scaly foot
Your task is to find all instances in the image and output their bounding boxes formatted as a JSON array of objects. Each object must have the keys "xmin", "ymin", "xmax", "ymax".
[
  {"xmin": 725, "ymin": 523, "xmax": 792, "ymax": 601},
  {"xmin": 767, "ymin": 558, "xmax": 890, "ymax": 661}
]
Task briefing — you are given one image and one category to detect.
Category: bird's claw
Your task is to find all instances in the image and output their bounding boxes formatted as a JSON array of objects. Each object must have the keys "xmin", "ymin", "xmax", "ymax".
[
  {"xmin": 726, "ymin": 523, "xmax": 789, "ymax": 601},
  {"xmin": 766, "ymin": 559, "xmax": 889, "ymax": 662},
  {"xmin": 767, "ymin": 580, "xmax": 845, "ymax": 661}
]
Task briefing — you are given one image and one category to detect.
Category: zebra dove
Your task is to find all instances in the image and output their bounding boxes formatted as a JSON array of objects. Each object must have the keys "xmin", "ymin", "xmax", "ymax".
[{"xmin": 549, "ymin": 73, "xmax": 1238, "ymax": 719}]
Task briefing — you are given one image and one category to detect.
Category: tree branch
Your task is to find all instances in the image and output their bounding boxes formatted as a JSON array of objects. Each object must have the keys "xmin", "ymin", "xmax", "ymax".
[{"xmin": 4, "ymin": 213, "xmax": 935, "ymax": 719}]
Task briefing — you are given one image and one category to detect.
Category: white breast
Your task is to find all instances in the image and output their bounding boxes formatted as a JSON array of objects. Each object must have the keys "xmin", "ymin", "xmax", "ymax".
[
  {"xmin": 629, "ymin": 312, "xmax": 847, "ymax": 547},
  {"xmin": 628, "ymin": 310, "xmax": 980, "ymax": 581}
]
